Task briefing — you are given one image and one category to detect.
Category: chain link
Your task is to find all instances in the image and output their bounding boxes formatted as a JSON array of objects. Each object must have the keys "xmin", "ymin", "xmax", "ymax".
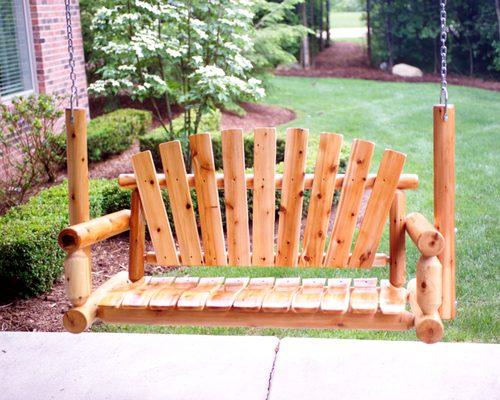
[
  {"xmin": 439, "ymin": 0, "xmax": 448, "ymax": 121},
  {"xmin": 64, "ymin": 0, "xmax": 79, "ymax": 118}
]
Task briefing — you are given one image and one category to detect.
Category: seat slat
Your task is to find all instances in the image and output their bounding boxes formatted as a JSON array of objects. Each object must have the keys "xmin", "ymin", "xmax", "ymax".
[
  {"xmin": 320, "ymin": 278, "xmax": 351, "ymax": 314},
  {"xmin": 324, "ymin": 139, "xmax": 375, "ymax": 267},
  {"xmin": 121, "ymin": 277, "xmax": 175, "ymax": 309},
  {"xmin": 177, "ymin": 277, "xmax": 225, "ymax": 311},
  {"xmin": 291, "ymin": 278, "xmax": 326, "ymax": 313},
  {"xmin": 379, "ymin": 279, "xmax": 407, "ymax": 314},
  {"xmin": 233, "ymin": 277, "xmax": 275, "ymax": 312},
  {"xmin": 350, "ymin": 278, "xmax": 378, "ymax": 314},
  {"xmin": 300, "ymin": 133, "xmax": 343, "ymax": 267},
  {"xmin": 99, "ymin": 278, "xmax": 152, "ymax": 308},
  {"xmin": 252, "ymin": 128, "xmax": 276, "ymax": 266},
  {"xmin": 221, "ymin": 129, "xmax": 251, "ymax": 266},
  {"xmin": 159, "ymin": 141, "xmax": 203, "ymax": 266},
  {"xmin": 349, "ymin": 150, "xmax": 406, "ymax": 267},
  {"xmin": 205, "ymin": 278, "xmax": 250, "ymax": 311},
  {"xmin": 148, "ymin": 277, "xmax": 200, "ymax": 310},
  {"xmin": 132, "ymin": 151, "xmax": 179, "ymax": 266},
  {"xmin": 262, "ymin": 278, "xmax": 301, "ymax": 313},
  {"xmin": 189, "ymin": 134, "xmax": 227, "ymax": 265},
  {"xmin": 276, "ymin": 128, "xmax": 308, "ymax": 266}
]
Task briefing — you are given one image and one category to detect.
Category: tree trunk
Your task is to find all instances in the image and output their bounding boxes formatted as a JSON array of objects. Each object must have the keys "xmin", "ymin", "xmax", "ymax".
[
  {"xmin": 326, "ymin": 0, "xmax": 331, "ymax": 46},
  {"xmin": 319, "ymin": 0, "xmax": 325, "ymax": 50},
  {"xmin": 385, "ymin": 0, "xmax": 394, "ymax": 71},
  {"xmin": 300, "ymin": 2, "xmax": 311, "ymax": 68},
  {"xmin": 496, "ymin": 0, "xmax": 500, "ymax": 40},
  {"xmin": 309, "ymin": 0, "xmax": 315, "ymax": 66},
  {"xmin": 366, "ymin": 0, "xmax": 372, "ymax": 64}
]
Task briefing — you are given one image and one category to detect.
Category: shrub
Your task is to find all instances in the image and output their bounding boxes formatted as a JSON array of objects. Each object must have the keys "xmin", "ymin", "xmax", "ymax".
[
  {"xmin": 0, "ymin": 179, "xmax": 126, "ymax": 300},
  {"xmin": 0, "ymin": 94, "xmax": 63, "ymax": 210},
  {"xmin": 51, "ymin": 108, "xmax": 152, "ymax": 164}
]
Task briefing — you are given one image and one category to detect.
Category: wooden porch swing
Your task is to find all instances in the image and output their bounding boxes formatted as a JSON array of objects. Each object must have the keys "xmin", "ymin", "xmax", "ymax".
[
  {"xmin": 58, "ymin": 1, "xmax": 455, "ymax": 343},
  {"xmin": 58, "ymin": 105, "xmax": 455, "ymax": 343}
]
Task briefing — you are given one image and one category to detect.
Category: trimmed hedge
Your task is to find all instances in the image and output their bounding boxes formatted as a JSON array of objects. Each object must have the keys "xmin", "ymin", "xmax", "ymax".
[
  {"xmin": 139, "ymin": 109, "xmax": 287, "ymax": 170},
  {"xmin": 0, "ymin": 179, "xmax": 129, "ymax": 300},
  {"xmin": 52, "ymin": 108, "xmax": 152, "ymax": 163}
]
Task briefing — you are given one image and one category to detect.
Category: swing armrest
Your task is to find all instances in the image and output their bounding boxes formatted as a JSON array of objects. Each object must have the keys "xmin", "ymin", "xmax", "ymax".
[
  {"xmin": 405, "ymin": 212, "xmax": 445, "ymax": 257},
  {"xmin": 58, "ymin": 209, "xmax": 131, "ymax": 252}
]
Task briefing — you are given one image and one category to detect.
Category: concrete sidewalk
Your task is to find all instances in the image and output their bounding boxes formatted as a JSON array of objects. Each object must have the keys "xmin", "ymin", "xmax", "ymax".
[{"xmin": 1, "ymin": 332, "xmax": 498, "ymax": 400}]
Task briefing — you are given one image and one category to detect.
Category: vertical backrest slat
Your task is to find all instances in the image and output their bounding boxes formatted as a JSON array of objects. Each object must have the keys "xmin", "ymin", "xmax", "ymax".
[
  {"xmin": 324, "ymin": 139, "xmax": 374, "ymax": 267},
  {"xmin": 221, "ymin": 129, "xmax": 251, "ymax": 266},
  {"xmin": 189, "ymin": 133, "xmax": 227, "ymax": 266},
  {"xmin": 131, "ymin": 151, "xmax": 179, "ymax": 266},
  {"xmin": 349, "ymin": 149, "xmax": 406, "ymax": 267},
  {"xmin": 159, "ymin": 141, "xmax": 203, "ymax": 266},
  {"xmin": 252, "ymin": 127, "xmax": 276, "ymax": 266},
  {"xmin": 276, "ymin": 128, "xmax": 308, "ymax": 266},
  {"xmin": 299, "ymin": 133, "xmax": 343, "ymax": 267}
]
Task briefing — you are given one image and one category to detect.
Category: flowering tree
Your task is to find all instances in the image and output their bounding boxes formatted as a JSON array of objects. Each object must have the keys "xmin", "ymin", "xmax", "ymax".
[{"xmin": 89, "ymin": 0, "xmax": 264, "ymax": 149}]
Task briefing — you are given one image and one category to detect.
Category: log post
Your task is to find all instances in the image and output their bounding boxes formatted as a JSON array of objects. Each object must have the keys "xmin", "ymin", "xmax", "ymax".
[
  {"xmin": 129, "ymin": 189, "xmax": 145, "ymax": 282},
  {"xmin": 65, "ymin": 108, "xmax": 91, "ymax": 306},
  {"xmin": 434, "ymin": 105, "xmax": 456, "ymax": 319},
  {"xmin": 389, "ymin": 190, "xmax": 406, "ymax": 287}
]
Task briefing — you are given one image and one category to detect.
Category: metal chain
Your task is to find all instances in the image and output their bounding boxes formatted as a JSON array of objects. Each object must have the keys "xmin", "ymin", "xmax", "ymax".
[
  {"xmin": 64, "ymin": 0, "xmax": 79, "ymax": 117},
  {"xmin": 439, "ymin": 0, "xmax": 448, "ymax": 121}
]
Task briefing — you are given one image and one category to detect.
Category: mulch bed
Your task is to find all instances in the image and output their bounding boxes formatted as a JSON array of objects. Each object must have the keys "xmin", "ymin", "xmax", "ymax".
[
  {"xmin": 277, "ymin": 42, "xmax": 500, "ymax": 92},
  {"xmin": 0, "ymin": 103, "xmax": 297, "ymax": 332}
]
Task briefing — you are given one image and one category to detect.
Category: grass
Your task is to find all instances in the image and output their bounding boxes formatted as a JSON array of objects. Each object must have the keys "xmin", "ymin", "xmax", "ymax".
[
  {"xmin": 95, "ymin": 76, "xmax": 500, "ymax": 343},
  {"xmin": 330, "ymin": 11, "xmax": 364, "ymax": 28}
]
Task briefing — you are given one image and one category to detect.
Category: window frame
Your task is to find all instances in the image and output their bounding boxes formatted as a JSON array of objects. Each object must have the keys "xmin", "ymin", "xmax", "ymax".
[{"xmin": 0, "ymin": 0, "xmax": 38, "ymax": 103}]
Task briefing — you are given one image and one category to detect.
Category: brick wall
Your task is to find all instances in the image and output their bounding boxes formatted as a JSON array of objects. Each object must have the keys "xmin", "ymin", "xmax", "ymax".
[{"xmin": 29, "ymin": 0, "xmax": 88, "ymax": 113}]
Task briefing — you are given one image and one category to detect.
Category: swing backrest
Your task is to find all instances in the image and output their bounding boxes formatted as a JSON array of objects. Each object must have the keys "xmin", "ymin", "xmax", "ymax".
[{"xmin": 123, "ymin": 128, "xmax": 416, "ymax": 268}]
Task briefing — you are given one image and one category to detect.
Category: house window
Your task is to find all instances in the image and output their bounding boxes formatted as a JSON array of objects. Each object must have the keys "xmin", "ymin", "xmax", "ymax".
[{"xmin": 0, "ymin": 0, "xmax": 36, "ymax": 100}]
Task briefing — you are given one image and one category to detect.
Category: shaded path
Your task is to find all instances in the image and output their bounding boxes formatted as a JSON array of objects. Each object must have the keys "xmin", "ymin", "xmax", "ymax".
[{"xmin": 277, "ymin": 42, "xmax": 500, "ymax": 91}]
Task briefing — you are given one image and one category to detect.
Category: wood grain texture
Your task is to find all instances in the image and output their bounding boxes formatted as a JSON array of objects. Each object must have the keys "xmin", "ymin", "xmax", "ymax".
[
  {"xmin": 262, "ymin": 278, "xmax": 301, "ymax": 312},
  {"xmin": 233, "ymin": 277, "xmax": 275, "ymax": 312},
  {"xmin": 190, "ymin": 134, "xmax": 227, "ymax": 265},
  {"xmin": 177, "ymin": 277, "xmax": 225, "ymax": 310},
  {"xmin": 129, "ymin": 190, "xmax": 145, "ymax": 282},
  {"xmin": 349, "ymin": 149, "xmax": 406, "ymax": 267},
  {"xmin": 159, "ymin": 140, "xmax": 203, "ymax": 266},
  {"xmin": 221, "ymin": 129, "xmax": 251, "ymax": 266},
  {"xmin": 379, "ymin": 279, "xmax": 407, "ymax": 315},
  {"xmin": 406, "ymin": 212, "xmax": 445, "ymax": 257},
  {"xmin": 148, "ymin": 277, "xmax": 200, "ymax": 310},
  {"xmin": 291, "ymin": 278, "xmax": 326, "ymax": 313},
  {"xmin": 252, "ymin": 128, "xmax": 276, "ymax": 266},
  {"xmin": 205, "ymin": 278, "xmax": 250, "ymax": 311},
  {"xmin": 389, "ymin": 190, "xmax": 406, "ymax": 287},
  {"xmin": 408, "ymin": 278, "xmax": 443, "ymax": 343},
  {"xmin": 132, "ymin": 151, "xmax": 179, "ymax": 266},
  {"xmin": 350, "ymin": 278, "xmax": 378, "ymax": 314},
  {"xmin": 276, "ymin": 128, "xmax": 308, "ymax": 266},
  {"xmin": 325, "ymin": 139, "xmax": 375, "ymax": 267},
  {"xmin": 320, "ymin": 278, "xmax": 351, "ymax": 314},
  {"xmin": 434, "ymin": 105, "xmax": 455, "ymax": 319},
  {"xmin": 300, "ymin": 133, "xmax": 343, "ymax": 267}
]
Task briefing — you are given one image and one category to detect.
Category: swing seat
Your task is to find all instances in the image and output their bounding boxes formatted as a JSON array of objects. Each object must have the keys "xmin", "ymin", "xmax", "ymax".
[{"xmin": 59, "ymin": 126, "xmax": 451, "ymax": 344}]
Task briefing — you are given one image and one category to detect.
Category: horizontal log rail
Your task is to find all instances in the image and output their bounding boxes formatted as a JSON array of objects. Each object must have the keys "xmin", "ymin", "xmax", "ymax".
[
  {"xmin": 118, "ymin": 173, "xmax": 419, "ymax": 191},
  {"xmin": 98, "ymin": 307, "xmax": 414, "ymax": 331},
  {"xmin": 144, "ymin": 251, "xmax": 390, "ymax": 267},
  {"xmin": 58, "ymin": 210, "xmax": 131, "ymax": 252},
  {"xmin": 405, "ymin": 212, "xmax": 445, "ymax": 257}
]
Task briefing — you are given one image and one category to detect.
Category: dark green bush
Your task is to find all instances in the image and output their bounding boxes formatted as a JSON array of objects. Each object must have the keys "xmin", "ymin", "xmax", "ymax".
[
  {"xmin": 51, "ymin": 108, "xmax": 152, "ymax": 164},
  {"xmin": 0, "ymin": 179, "xmax": 127, "ymax": 300}
]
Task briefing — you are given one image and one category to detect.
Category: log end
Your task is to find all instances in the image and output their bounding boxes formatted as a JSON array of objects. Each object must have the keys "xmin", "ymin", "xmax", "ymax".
[
  {"xmin": 58, "ymin": 229, "xmax": 79, "ymax": 251},
  {"xmin": 417, "ymin": 230, "xmax": 445, "ymax": 257},
  {"xmin": 415, "ymin": 315, "xmax": 444, "ymax": 344},
  {"xmin": 63, "ymin": 308, "xmax": 91, "ymax": 334}
]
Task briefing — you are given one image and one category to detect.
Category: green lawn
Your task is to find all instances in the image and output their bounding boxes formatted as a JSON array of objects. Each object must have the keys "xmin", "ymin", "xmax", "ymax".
[
  {"xmin": 95, "ymin": 76, "xmax": 500, "ymax": 343},
  {"xmin": 330, "ymin": 11, "xmax": 364, "ymax": 28}
]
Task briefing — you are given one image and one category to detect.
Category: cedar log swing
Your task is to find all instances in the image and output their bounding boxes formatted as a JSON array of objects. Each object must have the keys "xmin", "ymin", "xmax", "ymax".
[
  {"xmin": 58, "ymin": 0, "xmax": 455, "ymax": 344},
  {"xmin": 58, "ymin": 105, "xmax": 455, "ymax": 344}
]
